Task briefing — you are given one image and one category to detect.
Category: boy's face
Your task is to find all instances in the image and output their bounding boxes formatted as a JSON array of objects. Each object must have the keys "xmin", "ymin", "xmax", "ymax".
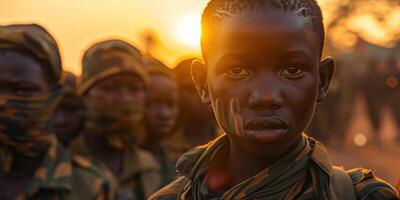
[
  {"xmin": 0, "ymin": 50, "xmax": 50, "ymax": 97},
  {"xmin": 145, "ymin": 74, "xmax": 179, "ymax": 140},
  {"xmin": 49, "ymin": 94, "xmax": 84, "ymax": 145},
  {"xmin": 87, "ymin": 74, "xmax": 145, "ymax": 105},
  {"xmin": 193, "ymin": 11, "xmax": 334, "ymax": 147}
]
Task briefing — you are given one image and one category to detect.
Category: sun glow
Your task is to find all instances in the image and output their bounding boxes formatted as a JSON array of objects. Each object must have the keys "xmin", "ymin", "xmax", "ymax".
[{"xmin": 176, "ymin": 15, "xmax": 201, "ymax": 47}]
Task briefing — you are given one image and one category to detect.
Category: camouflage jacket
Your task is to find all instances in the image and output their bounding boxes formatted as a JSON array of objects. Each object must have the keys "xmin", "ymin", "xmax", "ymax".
[
  {"xmin": 0, "ymin": 141, "xmax": 113, "ymax": 200},
  {"xmin": 150, "ymin": 134, "xmax": 399, "ymax": 200},
  {"xmin": 70, "ymin": 135, "xmax": 161, "ymax": 200}
]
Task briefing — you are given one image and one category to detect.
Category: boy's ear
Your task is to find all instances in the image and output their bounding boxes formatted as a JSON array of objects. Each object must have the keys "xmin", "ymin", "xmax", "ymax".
[
  {"xmin": 317, "ymin": 57, "xmax": 335, "ymax": 103},
  {"xmin": 191, "ymin": 59, "xmax": 211, "ymax": 105}
]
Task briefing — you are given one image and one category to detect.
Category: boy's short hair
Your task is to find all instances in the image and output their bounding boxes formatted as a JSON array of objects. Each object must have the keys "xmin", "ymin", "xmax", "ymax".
[{"xmin": 201, "ymin": 0, "xmax": 325, "ymax": 57}]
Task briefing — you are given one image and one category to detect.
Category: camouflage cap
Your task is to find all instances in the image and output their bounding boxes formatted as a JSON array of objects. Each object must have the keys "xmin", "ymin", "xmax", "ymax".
[
  {"xmin": 144, "ymin": 56, "xmax": 175, "ymax": 79},
  {"xmin": 0, "ymin": 24, "xmax": 62, "ymax": 82},
  {"xmin": 79, "ymin": 39, "xmax": 148, "ymax": 95}
]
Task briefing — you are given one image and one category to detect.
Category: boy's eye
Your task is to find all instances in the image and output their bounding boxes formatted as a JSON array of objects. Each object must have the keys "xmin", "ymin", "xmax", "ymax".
[
  {"xmin": 225, "ymin": 67, "xmax": 249, "ymax": 78},
  {"xmin": 281, "ymin": 66, "xmax": 304, "ymax": 78}
]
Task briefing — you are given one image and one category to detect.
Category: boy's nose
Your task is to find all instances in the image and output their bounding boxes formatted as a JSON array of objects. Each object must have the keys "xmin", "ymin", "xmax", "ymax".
[{"xmin": 248, "ymin": 78, "xmax": 283, "ymax": 110}]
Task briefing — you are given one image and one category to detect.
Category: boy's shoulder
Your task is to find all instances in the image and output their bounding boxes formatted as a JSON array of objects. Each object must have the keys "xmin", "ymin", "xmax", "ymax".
[
  {"xmin": 347, "ymin": 168, "xmax": 399, "ymax": 200},
  {"xmin": 149, "ymin": 176, "xmax": 191, "ymax": 200}
]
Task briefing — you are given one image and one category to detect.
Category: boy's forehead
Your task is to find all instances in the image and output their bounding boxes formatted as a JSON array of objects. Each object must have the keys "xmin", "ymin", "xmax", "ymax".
[
  {"xmin": 220, "ymin": 11, "xmax": 311, "ymax": 31},
  {"xmin": 202, "ymin": 11, "xmax": 322, "ymax": 60},
  {"xmin": 206, "ymin": 11, "xmax": 320, "ymax": 60}
]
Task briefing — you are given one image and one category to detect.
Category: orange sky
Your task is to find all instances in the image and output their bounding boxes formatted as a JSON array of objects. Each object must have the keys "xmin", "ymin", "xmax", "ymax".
[
  {"xmin": 1, "ymin": 0, "xmax": 399, "ymax": 74},
  {"xmin": 0, "ymin": 0, "xmax": 209, "ymax": 74}
]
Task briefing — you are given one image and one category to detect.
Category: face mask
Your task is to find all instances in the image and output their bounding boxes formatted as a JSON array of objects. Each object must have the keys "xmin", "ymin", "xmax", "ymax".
[
  {"xmin": 0, "ymin": 87, "xmax": 61, "ymax": 171},
  {"xmin": 84, "ymin": 98, "xmax": 144, "ymax": 150}
]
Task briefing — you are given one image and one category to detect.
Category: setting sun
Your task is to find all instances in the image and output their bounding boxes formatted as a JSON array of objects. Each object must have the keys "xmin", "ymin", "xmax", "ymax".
[{"xmin": 176, "ymin": 15, "xmax": 201, "ymax": 47}]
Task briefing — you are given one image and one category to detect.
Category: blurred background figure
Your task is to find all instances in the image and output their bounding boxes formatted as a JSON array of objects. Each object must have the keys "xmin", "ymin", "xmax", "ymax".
[
  {"xmin": 171, "ymin": 58, "xmax": 218, "ymax": 152},
  {"xmin": 0, "ymin": 24, "xmax": 112, "ymax": 200},
  {"xmin": 308, "ymin": 37, "xmax": 370, "ymax": 143},
  {"xmin": 48, "ymin": 71, "xmax": 84, "ymax": 147},
  {"xmin": 387, "ymin": 42, "xmax": 400, "ymax": 142},
  {"xmin": 69, "ymin": 40, "xmax": 161, "ymax": 200},
  {"xmin": 142, "ymin": 57, "xmax": 180, "ymax": 187},
  {"xmin": 360, "ymin": 43, "xmax": 391, "ymax": 146}
]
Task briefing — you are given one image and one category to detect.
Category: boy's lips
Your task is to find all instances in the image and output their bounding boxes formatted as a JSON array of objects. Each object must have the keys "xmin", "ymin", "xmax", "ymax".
[
  {"xmin": 244, "ymin": 116, "xmax": 288, "ymax": 130},
  {"xmin": 243, "ymin": 116, "xmax": 289, "ymax": 141}
]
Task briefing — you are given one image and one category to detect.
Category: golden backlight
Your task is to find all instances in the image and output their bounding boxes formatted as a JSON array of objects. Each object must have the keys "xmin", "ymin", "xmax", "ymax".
[
  {"xmin": 0, "ymin": 0, "xmax": 399, "ymax": 74},
  {"xmin": 176, "ymin": 15, "xmax": 201, "ymax": 47}
]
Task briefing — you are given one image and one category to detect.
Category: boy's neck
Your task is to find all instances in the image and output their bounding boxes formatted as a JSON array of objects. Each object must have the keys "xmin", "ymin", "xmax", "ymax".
[{"xmin": 227, "ymin": 136, "xmax": 302, "ymax": 185}]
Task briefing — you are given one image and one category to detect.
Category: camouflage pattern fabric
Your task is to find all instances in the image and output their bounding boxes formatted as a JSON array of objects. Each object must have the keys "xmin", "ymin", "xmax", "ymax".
[
  {"xmin": 0, "ymin": 136, "xmax": 114, "ymax": 200},
  {"xmin": 348, "ymin": 168, "xmax": 399, "ymax": 200},
  {"xmin": 0, "ymin": 23, "xmax": 63, "ymax": 172},
  {"xmin": 0, "ymin": 87, "xmax": 62, "ymax": 172},
  {"xmin": 0, "ymin": 24, "xmax": 62, "ymax": 82},
  {"xmin": 69, "ymin": 136, "xmax": 161, "ymax": 200},
  {"xmin": 79, "ymin": 40, "xmax": 148, "ymax": 149},
  {"xmin": 79, "ymin": 39, "xmax": 148, "ymax": 96},
  {"xmin": 150, "ymin": 134, "xmax": 399, "ymax": 200},
  {"xmin": 83, "ymin": 97, "xmax": 144, "ymax": 150}
]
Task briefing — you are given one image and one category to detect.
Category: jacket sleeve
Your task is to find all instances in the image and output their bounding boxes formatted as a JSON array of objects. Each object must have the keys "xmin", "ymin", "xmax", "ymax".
[{"xmin": 348, "ymin": 168, "xmax": 399, "ymax": 200}]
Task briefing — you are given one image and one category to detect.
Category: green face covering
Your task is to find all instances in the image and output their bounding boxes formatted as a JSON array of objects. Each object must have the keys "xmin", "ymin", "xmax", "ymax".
[
  {"xmin": 0, "ymin": 87, "xmax": 62, "ymax": 171},
  {"xmin": 84, "ymin": 98, "xmax": 144, "ymax": 150}
]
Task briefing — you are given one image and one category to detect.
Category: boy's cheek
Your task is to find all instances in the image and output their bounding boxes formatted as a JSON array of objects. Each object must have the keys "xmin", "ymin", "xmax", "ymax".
[{"xmin": 209, "ymin": 76, "xmax": 246, "ymax": 100}]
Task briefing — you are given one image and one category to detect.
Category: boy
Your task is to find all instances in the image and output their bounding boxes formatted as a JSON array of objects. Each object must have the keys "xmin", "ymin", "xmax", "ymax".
[
  {"xmin": 69, "ymin": 40, "xmax": 161, "ymax": 199},
  {"xmin": 150, "ymin": 0, "xmax": 399, "ymax": 199},
  {"xmin": 49, "ymin": 72, "xmax": 84, "ymax": 147},
  {"xmin": 142, "ymin": 57, "xmax": 180, "ymax": 186},
  {"xmin": 0, "ymin": 24, "xmax": 112, "ymax": 200}
]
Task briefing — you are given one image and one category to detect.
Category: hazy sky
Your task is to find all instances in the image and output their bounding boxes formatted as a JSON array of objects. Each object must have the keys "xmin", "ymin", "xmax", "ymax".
[
  {"xmin": 1, "ymin": 0, "xmax": 399, "ymax": 74},
  {"xmin": 1, "ymin": 0, "xmax": 209, "ymax": 74}
]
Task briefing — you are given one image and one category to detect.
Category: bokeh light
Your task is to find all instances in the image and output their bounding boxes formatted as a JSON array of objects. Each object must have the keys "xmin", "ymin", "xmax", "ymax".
[{"xmin": 354, "ymin": 133, "xmax": 368, "ymax": 147}]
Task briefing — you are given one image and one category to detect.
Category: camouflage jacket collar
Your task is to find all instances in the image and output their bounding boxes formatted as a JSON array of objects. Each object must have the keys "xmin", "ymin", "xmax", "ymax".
[
  {"xmin": 175, "ymin": 133, "xmax": 335, "ymax": 199},
  {"xmin": 73, "ymin": 135, "xmax": 159, "ymax": 182},
  {"xmin": 19, "ymin": 138, "xmax": 72, "ymax": 199},
  {"xmin": 119, "ymin": 146, "xmax": 159, "ymax": 182}
]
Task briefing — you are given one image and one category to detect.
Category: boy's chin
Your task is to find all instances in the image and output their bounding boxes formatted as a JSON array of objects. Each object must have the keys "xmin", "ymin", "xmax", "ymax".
[{"xmin": 241, "ymin": 128, "xmax": 289, "ymax": 143}]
